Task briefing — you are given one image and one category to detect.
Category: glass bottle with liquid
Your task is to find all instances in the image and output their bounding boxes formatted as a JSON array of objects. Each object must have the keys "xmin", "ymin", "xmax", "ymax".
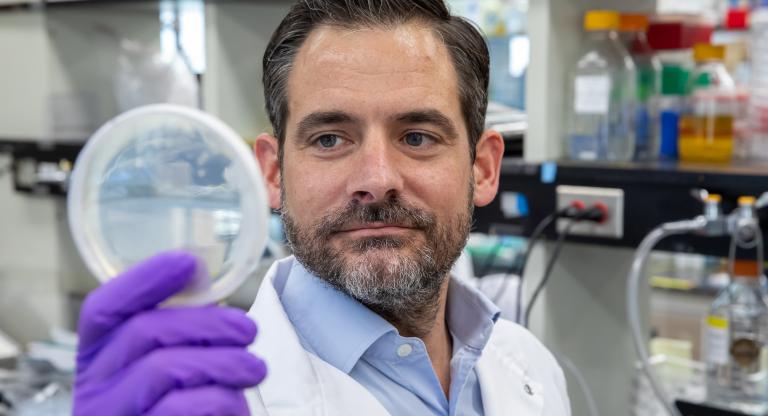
[
  {"xmin": 679, "ymin": 44, "xmax": 736, "ymax": 163},
  {"xmin": 619, "ymin": 13, "xmax": 661, "ymax": 161},
  {"xmin": 565, "ymin": 10, "xmax": 636, "ymax": 162},
  {"xmin": 704, "ymin": 260, "xmax": 768, "ymax": 413}
]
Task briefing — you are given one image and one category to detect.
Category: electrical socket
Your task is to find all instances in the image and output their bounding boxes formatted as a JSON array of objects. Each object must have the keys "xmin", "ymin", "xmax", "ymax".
[{"xmin": 556, "ymin": 185, "xmax": 624, "ymax": 239}]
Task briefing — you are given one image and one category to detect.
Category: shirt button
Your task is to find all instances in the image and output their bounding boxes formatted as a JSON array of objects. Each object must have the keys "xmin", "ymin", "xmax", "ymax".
[{"xmin": 396, "ymin": 344, "xmax": 413, "ymax": 357}]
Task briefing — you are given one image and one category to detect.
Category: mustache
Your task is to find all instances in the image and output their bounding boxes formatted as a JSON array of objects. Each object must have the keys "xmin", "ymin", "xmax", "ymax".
[{"xmin": 315, "ymin": 198, "xmax": 435, "ymax": 237}]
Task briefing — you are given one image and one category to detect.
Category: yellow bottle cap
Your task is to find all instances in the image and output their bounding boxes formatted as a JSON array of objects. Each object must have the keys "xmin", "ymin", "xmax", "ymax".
[
  {"xmin": 584, "ymin": 10, "xmax": 621, "ymax": 31},
  {"xmin": 706, "ymin": 194, "xmax": 722, "ymax": 203},
  {"xmin": 738, "ymin": 196, "xmax": 757, "ymax": 205},
  {"xmin": 619, "ymin": 14, "xmax": 650, "ymax": 32},
  {"xmin": 693, "ymin": 43, "xmax": 725, "ymax": 62}
]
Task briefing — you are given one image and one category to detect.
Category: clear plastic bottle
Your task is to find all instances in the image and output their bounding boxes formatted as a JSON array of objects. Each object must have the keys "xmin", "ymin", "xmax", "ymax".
[
  {"xmin": 679, "ymin": 44, "xmax": 737, "ymax": 163},
  {"xmin": 749, "ymin": 1, "xmax": 768, "ymax": 160},
  {"xmin": 713, "ymin": 7, "xmax": 751, "ymax": 160},
  {"xmin": 704, "ymin": 260, "xmax": 768, "ymax": 413},
  {"xmin": 713, "ymin": 7, "xmax": 751, "ymax": 86},
  {"xmin": 565, "ymin": 10, "xmax": 636, "ymax": 162},
  {"xmin": 619, "ymin": 13, "xmax": 661, "ymax": 161}
]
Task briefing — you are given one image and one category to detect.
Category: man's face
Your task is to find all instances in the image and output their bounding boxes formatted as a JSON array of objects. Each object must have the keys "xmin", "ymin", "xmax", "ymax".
[{"xmin": 256, "ymin": 22, "xmax": 502, "ymax": 316}]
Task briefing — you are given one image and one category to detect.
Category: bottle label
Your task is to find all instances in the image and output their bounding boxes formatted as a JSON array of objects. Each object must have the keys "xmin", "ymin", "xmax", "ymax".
[
  {"xmin": 574, "ymin": 75, "xmax": 611, "ymax": 115},
  {"xmin": 705, "ymin": 315, "xmax": 729, "ymax": 365}
]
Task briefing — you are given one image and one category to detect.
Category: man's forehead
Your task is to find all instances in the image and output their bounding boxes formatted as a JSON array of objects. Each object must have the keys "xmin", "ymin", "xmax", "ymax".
[
  {"xmin": 285, "ymin": 22, "xmax": 462, "ymax": 125},
  {"xmin": 296, "ymin": 22, "xmax": 445, "ymax": 69}
]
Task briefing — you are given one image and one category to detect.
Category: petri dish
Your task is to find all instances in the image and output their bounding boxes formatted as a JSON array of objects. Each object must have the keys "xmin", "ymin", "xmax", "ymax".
[{"xmin": 68, "ymin": 104, "xmax": 269, "ymax": 305}]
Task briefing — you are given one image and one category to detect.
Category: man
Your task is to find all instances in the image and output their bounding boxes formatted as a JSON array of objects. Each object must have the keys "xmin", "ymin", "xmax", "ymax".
[{"xmin": 73, "ymin": 1, "xmax": 571, "ymax": 415}]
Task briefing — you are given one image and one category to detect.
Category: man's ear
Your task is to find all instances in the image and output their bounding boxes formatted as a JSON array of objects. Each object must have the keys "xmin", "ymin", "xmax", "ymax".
[
  {"xmin": 472, "ymin": 130, "xmax": 504, "ymax": 207},
  {"xmin": 254, "ymin": 133, "xmax": 282, "ymax": 210}
]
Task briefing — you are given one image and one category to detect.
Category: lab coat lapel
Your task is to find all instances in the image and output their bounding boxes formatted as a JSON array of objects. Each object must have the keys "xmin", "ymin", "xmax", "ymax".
[
  {"xmin": 476, "ymin": 342, "xmax": 545, "ymax": 416},
  {"xmin": 246, "ymin": 257, "xmax": 390, "ymax": 416},
  {"xmin": 246, "ymin": 258, "xmax": 326, "ymax": 415}
]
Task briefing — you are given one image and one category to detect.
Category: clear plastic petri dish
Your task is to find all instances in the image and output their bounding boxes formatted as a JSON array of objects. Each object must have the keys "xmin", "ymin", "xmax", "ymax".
[{"xmin": 68, "ymin": 104, "xmax": 269, "ymax": 305}]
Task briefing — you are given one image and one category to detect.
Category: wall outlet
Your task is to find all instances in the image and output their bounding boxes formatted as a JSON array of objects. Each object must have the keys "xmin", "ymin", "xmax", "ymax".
[{"xmin": 556, "ymin": 185, "xmax": 624, "ymax": 239}]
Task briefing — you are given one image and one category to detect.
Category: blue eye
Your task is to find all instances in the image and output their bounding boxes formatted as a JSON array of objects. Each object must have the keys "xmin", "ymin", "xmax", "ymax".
[
  {"xmin": 317, "ymin": 134, "xmax": 341, "ymax": 148},
  {"xmin": 404, "ymin": 132, "xmax": 427, "ymax": 147}
]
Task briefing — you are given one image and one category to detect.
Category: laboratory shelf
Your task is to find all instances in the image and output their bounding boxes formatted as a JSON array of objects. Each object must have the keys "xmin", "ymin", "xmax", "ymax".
[
  {"xmin": 473, "ymin": 158, "xmax": 768, "ymax": 259},
  {"xmin": 0, "ymin": 139, "xmax": 82, "ymax": 195},
  {"xmin": 0, "ymin": 0, "xmax": 293, "ymax": 9}
]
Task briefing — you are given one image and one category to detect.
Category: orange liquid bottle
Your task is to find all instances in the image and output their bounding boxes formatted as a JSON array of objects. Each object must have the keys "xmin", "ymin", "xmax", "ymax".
[{"xmin": 678, "ymin": 44, "xmax": 736, "ymax": 163}]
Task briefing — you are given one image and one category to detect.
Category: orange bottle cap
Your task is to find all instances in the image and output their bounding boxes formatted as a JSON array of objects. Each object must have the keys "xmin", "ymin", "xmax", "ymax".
[
  {"xmin": 738, "ymin": 196, "xmax": 757, "ymax": 205},
  {"xmin": 707, "ymin": 194, "xmax": 722, "ymax": 203},
  {"xmin": 733, "ymin": 260, "xmax": 760, "ymax": 278},
  {"xmin": 619, "ymin": 14, "xmax": 650, "ymax": 32},
  {"xmin": 693, "ymin": 43, "xmax": 725, "ymax": 62}
]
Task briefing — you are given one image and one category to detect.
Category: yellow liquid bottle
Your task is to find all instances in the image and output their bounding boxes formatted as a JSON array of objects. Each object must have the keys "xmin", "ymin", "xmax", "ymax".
[
  {"xmin": 679, "ymin": 114, "xmax": 734, "ymax": 163},
  {"xmin": 679, "ymin": 44, "xmax": 736, "ymax": 163}
]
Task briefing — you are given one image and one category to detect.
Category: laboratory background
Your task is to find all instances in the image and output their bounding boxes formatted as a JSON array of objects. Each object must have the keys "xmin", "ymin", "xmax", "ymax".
[{"xmin": 1, "ymin": 0, "xmax": 768, "ymax": 415}]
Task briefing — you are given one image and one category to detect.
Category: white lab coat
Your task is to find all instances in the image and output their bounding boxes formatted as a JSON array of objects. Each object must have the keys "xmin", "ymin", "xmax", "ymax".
[{"xmin": 245, "ymin": 256, "xmax": 571, "ymax": 416}]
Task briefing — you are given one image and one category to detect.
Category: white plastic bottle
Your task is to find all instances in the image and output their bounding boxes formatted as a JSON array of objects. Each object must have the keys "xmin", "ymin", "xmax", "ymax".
[
  {"xmin": 565, "ymin": 10, "xmax": 636, "ymax": 162},
  {"xmin": 749, "ymin": 2, "xmax": 768, "ymax": 160}
]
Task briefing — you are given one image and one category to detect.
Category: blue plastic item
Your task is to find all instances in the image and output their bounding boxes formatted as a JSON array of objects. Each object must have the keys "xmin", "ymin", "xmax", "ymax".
[{"xmin": 659, "ymin": 109, "xmax": 680, "ymax": 159}]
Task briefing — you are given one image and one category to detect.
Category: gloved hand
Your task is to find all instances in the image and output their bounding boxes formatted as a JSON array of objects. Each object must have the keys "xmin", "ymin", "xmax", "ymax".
[{"xmin": 73, "ymin": 251, "xmax": 267, "ymax": 416}]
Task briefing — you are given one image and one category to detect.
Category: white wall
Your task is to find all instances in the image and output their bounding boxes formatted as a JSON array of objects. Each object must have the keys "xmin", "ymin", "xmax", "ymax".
[
  {"xmin": 0, "ymin": 3, "xmax": 165, "ymax": 345},
  {"xmin": 0, "ymin": 8, "xmax": 63, "ymax": 344},
  {"xmin": 204, "ymin": 2, "xmax": 292, "ymax": 140},
  {"xmin": 0, "ymin": 154, "xmax": 68, "ymax": 343},
  {"xmin": 46, "ymin": 2, "xmax": 164, "ymax": 140},
  {"xmin": 0, "ymin": 9, "xmax": 49, "ymax": 140}
]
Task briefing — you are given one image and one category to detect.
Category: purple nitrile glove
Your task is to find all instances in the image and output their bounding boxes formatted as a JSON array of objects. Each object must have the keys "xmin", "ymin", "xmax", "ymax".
[{"xmin": 73, "ymin": 251, "xmax": 267, "ymax": 416}]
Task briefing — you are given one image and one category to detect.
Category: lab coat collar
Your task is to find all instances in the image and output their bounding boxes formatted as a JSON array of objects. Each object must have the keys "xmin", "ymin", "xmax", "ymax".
[
  {"xmin": 247, "ymin": 256, "xmax": 547, "ymax": 416},
  {"xmin": 247, "ymin": 257, "xmax": 390, "ymax": 415},
  {"xmin": 246, "ymin": 257, "xmax": 326, "ymax": 412}
]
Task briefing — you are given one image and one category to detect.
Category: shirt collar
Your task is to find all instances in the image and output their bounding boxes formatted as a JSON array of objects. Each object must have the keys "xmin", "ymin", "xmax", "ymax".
[
  {"xmin": 447, "ymin": 277, "xmax": 501, "ymax": 352},
  {"xmin": 279, "ymin": 259, "xmax": 501, "ymax": 371},
  {"xmin": 279, "ymin": 260, "xmax": 395, "ymax": 373}
]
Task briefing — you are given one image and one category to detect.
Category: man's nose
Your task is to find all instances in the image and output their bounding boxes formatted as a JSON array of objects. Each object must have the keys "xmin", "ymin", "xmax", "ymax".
[{"xmin": 346, "ymin": 135, "xmax": 404, "ymax": 204}]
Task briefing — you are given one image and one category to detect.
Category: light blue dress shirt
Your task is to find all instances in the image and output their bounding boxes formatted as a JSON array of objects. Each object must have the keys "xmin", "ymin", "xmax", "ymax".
[{"xmin": 280, "ymin": 261, "xmax": 501, "ymax": 416}]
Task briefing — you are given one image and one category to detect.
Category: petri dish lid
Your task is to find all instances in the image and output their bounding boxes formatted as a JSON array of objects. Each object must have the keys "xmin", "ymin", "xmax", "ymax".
[{"xmin": 68, "ymin": 104, "xmax": 269, "ymax": 306}]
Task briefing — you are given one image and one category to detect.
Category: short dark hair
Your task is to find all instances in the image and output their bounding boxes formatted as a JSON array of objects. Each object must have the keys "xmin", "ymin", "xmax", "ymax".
[{"xmin": 262, "ymin": 0, "xmax": 490, "ymax": 162}]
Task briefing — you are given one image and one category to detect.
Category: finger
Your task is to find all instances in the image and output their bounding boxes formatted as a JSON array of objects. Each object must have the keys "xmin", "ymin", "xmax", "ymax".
[
  {"xmin": 111, "ymin": 347, "xmax": 266, "ymax": 414},
  {"xmin": 81, "ymin": 307, "xmax": 257, "ymax": 382},
  {"xmin": 78, "ymin": 251, "xmax": 199, "ymax": 348},
  {"xmin": 144, "ymin": 386, "xmax": 249, "ymax": 416}
]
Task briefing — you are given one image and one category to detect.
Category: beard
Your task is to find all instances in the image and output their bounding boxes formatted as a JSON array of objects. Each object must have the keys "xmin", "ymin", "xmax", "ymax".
[{"xmin": 281, "ymin": 189, "xmax": 473, "ymax": 337}]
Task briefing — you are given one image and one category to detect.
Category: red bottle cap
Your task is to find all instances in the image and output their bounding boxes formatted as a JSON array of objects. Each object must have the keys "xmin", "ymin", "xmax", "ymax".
[{"xmin": 725, "ymin": 8, "xmax": 749, "ymax": 30}]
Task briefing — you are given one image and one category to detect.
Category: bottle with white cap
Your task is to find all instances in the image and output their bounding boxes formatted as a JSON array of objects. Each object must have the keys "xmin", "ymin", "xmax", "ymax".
[{"xmin": 704, "ymin": 237, "xmax": 768, "ymax": 412}]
